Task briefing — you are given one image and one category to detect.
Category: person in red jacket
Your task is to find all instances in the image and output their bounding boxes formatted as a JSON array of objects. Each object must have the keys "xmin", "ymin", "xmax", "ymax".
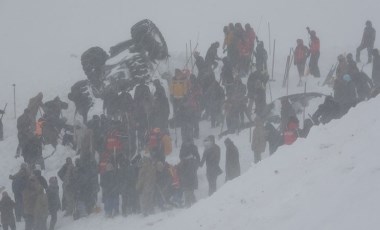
[
  {"xmin": 294, "ymin": 39, "xmax": 309, "ymax": 85},
  {"xmin": 283, "ymin": 116, "xmax": 299, "ymax": 145},
  {"xmin": 307, "ymin": 27, "xmax": 320, "ymax": 78}
]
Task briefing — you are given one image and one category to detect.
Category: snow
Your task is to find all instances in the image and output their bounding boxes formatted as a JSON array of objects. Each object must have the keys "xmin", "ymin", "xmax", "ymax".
[{"xmin": 1, "ymin": 0, "xmax": 380, "ymax": 229}]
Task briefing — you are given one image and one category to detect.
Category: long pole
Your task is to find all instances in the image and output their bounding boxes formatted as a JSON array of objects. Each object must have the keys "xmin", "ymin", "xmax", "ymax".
[
  {"xmin": 185, "ymin": 43, "xmax": 188, "ymax": 69},
  {"xmin": 190, "ymin": 40, "xmax": 194, "ymax": 72},
  {"xmin": 268, "ymin": 81, "xmax": 273, "ymax": 102},
  {"xmin": 303, "ymin": 82, "xmax": 307, "ymax": 124},
  {"xmin": 271, "ymin": 39, "xmax": 276, "ymax": 81},
  {"xmin": 268, "ymin": 22, "xmax": 271, "ymax": 55},
  {"xmin": 0, "ymin": 104, "xmax": 7, "ymax": 121},
  {"xmin": 256, "ymin": 16, "xmax": 263, "ymax": 37},
  {"xmin": 12, "ymin": 84, "xmax": 16, "ymax": 119}
]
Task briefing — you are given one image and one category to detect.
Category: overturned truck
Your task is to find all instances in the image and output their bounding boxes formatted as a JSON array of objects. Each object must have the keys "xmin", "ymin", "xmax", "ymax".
[{"xmin": 69, "ymin": 19, "xmax": 169, "ymax": 122}]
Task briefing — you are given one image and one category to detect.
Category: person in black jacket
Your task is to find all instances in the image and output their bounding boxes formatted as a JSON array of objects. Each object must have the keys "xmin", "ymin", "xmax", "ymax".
[
  {"xmin": 33, "ymin": 169, "xmax": 48, "ymax": 191},
  {"xmin": 205, "ymin": 80, "xmax": 225, "ymax": 128},
  {"xmin": 205, "ymin": 42, "xmax": 221, "ymax": 70},
  {"xmin": 57, "ymin": 157, "xmax": 75, "ymax": 216},
  {"xmin": 224, "ymin": 138, "xmax": 240, "ymax": 181},
  {"xmin": 118, "ymin": 155, "xmax": 139, "ymax": 216},
  {"xmin": 346, "ymin": 53, "xmax": 373, "ymax": 101},
  {"xmin": 9, "ymin": 163, "xmax": 30, "ymax": 222},
  {"xmin": 16, "ymin": 108, "xmax": 34, "ymax": 157},
  {"xmin": 150, "ymin": 80, "xmax": 170, "ymax": 130},
  {"xmin": 220, "ymin": 57, "xmax": 234, "ymax": 97},
  {"xmin": 356, "ymin": 20, "xmax": 376, "ymax": 63},
  {"xmin": 255, "ymin": 41, "xmax": 268, "ymax": 72},
  {"xmin": 333, "ymin": 75, "xmax": 358, "ymax": 116},
  {"xmin": 179, "ymin": 138, "xmax": 200, "ymax": 207},
  {"xmin": 0, "ymin": 192, "xmax": 16, "ymax": 230},
  {"xmin": 200, "ymin": 135, "xmax": 221, "ymax": 196},
  {"xmin": 68, "ymin": 80, "xmax": 94, "ymax": 124},
  {"xmin": 0, "ymin": 108, "xmax": 4, "ymax": 141},
  {"xmin": 372, "ymin": 49, "xmax": 380, "ymax": 88},
  {"xmin": 47, "ymin": 177, "xmax": 60, "ymax": 230},
  {"xmin": 100, "ymin": 162, "xmax": 119, "ymax": 217},
  {"xmin": 312, "ymin": 96, "xmax": 341, "ymax": 125},
  {"xmin": 346, "ymin": 53, "xmax": 373, "ymax": 102},
  {"xmin": 264, "ymin": 123, "xmax": 283, "ymax": 155}
]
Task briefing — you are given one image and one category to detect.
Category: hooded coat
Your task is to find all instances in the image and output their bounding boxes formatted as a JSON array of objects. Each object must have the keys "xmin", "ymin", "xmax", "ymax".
[
  {"xmin": 224, "ymin": 139, "xmax": 240, "ymax": 181},
  {"xmin": 201, "ymin": 143, "xmax": 221, "ymax": 178},
  {"xmin": 0, "ymin": 195, "xmax": 16, "ymax": 226},
  {"xmin": 179, "ymin": 142, "xmax": 200, "ymax": 190},
  {"xmin": 251, "ymin": 118, "xmax": 268, "ymax": 155},
  {"xmin": 136, "ymin": 154, "xmax": 161, "ymax": 215}
]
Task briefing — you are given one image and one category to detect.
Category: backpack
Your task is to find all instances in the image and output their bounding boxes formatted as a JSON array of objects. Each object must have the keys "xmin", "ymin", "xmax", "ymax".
[
  {"xmin": 34, "ymin": 119, "xmax": 45, "ymax": 137},
  {"xmin": 161, "ymin": 134, "xmax": 172, "ymax": 156},
  {"xmin": 99, "ymin": 152, "xmax": 112, "ymax": 175},
  {"xmin": 283, "ymin": 121, "xmax": 299, "ymax": 145},
  {"xmin": 106, "ymin": 130, "xmax": 122, "ymax": 152},
  {"xmin": 170, "ymin": 70, "xmax": 189, "ymax": 99},
  {"xmin": 168, "ymin": 164, "xmax": 180, "ymax": 189}
]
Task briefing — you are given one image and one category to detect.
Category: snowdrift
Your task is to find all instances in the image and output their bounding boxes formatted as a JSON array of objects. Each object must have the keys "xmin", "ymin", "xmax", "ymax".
[{"xmin": 49, "ymin": 96, "xmax": 380, "ymax": 230}]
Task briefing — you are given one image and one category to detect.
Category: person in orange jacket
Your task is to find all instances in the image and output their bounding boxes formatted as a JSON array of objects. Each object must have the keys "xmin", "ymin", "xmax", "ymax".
[
  {"xmin": 294, "ymin": 39, "xmax": 309, "ymax": 84},
  {"xmin": 307, "ymin": 27, "xmax": 320, "ymax": 78},
  {"xmin": 283, "ymin": 116, "xmax": 299, "ymax": 145}
]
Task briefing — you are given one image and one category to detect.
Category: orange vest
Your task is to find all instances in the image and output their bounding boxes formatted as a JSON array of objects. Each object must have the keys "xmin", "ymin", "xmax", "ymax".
[
  {"xmin": 162, "ymin": 134, "xmax": 172, "ymax": 156},
  {"xmin": 310, "ymin": 37, "xmax": 320, "ymax": 54},
  {"xmin": 170, "ymin": 76, "xmax": 189, "ymax": 99},
  {"xmin": 34, "ymin": 120, "xmax": 44, "ymax": 137},
  {"xmin": 168, "ymin": 165, "xmax": 180, "ymax": 189}
]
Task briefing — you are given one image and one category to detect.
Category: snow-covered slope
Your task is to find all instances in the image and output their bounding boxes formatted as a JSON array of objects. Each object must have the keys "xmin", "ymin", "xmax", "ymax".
[{"xmin": 56, "ymin": 95, "xmax": 380, "ymax": 230}]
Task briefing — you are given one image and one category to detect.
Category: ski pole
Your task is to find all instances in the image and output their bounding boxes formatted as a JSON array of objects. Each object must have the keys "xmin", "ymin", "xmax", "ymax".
[
  {"xmin": 185, "ymin": 43, "xmax": 199, "ymax": 70},
  {"xmin": 271, "ymin": 39, "xmax": 276, "ymax": 81},
  {"xmin": 0, "ymin": 104, "xmax": 7, "ymax": 121},
  {"xmin": 268, "ymin": 81, "xmax": 273, "ymax": 102},
  {"xmin": 307, "ymin": 113, "xmax": 315, "ymax": 125}
]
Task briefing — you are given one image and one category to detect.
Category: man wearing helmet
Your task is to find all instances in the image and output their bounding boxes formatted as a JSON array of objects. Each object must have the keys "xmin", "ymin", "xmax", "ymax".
[{"xmin": 356, "ymin": 20, "xmax": 376, "ymax": 63}]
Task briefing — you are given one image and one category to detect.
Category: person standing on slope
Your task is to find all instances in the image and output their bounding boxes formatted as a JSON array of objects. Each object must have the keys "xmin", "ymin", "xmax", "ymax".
[
  {"xmin": 255, "ymin": 41, "xmax": 268, "ymax": 72},
  {"xmin": 294, "ymin": 39, "xmax": 309, "ymax": 85},
  {"xmin": 179, "ymin": 138, "xmax": 200, "ymax": 207},
  {"xmin": 307, "ymin": 27, "xmax": 320, "ymax": 77},
  {"xmin": 372, "ymin": 49, "xmax": 380, "ymax": 87},
  {"xmin": 224, "ymin": 138, "xmax": 240, "ymax": 181},
  {"xmin": 205, "ymin": 42, "xmax": 222, "ymax": 70},
  {"xmin": 0, "ymin": 108, "xmax": 4, "ymax": 141},
  {"xmin": 0, "ymin": 191, "xmax": 16, "ymax": 230},
  {"xmin": 356, "ymin": 20, "xmax": 376, "ymax": 63},
  {"xmin": 201, "ymin": 135, "xmax": 222, "ymax": 196}
]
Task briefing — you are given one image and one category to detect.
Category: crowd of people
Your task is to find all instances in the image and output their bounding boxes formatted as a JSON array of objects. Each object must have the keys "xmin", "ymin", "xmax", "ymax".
[{"xmin": 0, "ymin": 19, "xmax": 379, "ymax": 230}]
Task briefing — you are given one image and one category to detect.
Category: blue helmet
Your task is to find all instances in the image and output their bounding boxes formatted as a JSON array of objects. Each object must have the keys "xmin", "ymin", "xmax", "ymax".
[{"xmin": 343, "ymin": 74, "xmax": 351, "ymax": 82}]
